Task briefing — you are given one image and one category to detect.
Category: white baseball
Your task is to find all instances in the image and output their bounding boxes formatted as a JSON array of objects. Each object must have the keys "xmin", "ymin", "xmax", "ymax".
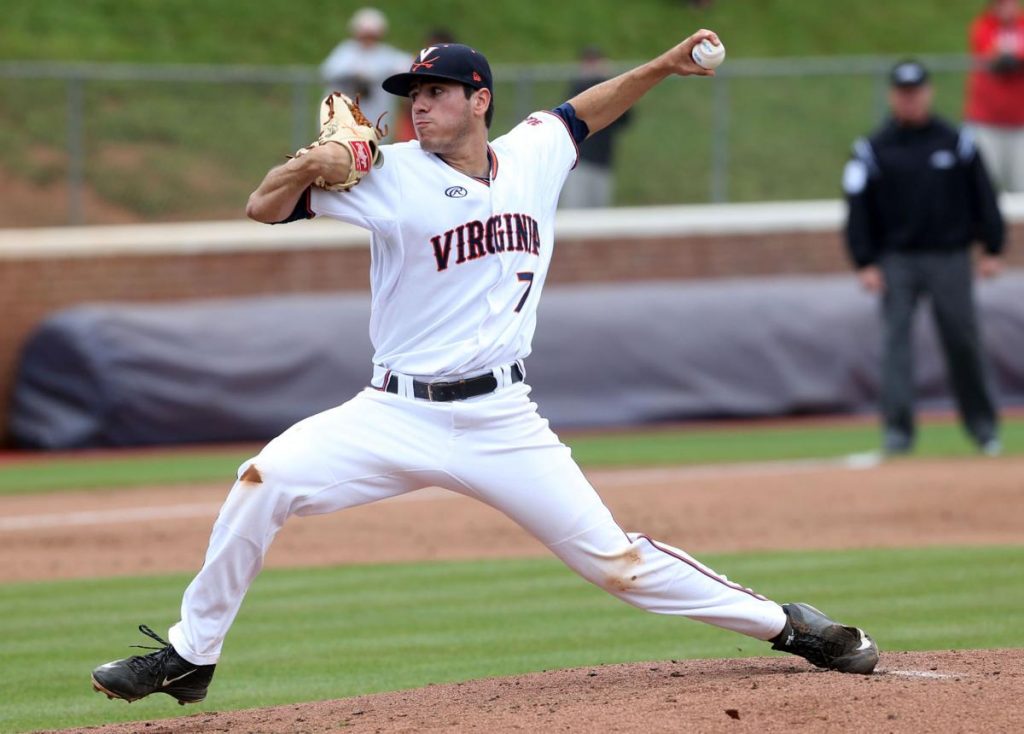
[{"xmin": 691, "ymin": 38, "xmax": 725, "ymax": 70}]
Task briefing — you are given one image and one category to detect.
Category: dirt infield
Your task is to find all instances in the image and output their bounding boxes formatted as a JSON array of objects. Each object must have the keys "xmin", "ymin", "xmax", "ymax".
[
  {"xmin": 50, "ymin": 651, "xmax": 1023, "ymax": 734},
  {"xmin": 6, "ymin": 456, "xmax": 1023, "ymax": 733},
  {"xmin": 2, "ymin": 457, "xmax": 1023, "ymax": 582}
]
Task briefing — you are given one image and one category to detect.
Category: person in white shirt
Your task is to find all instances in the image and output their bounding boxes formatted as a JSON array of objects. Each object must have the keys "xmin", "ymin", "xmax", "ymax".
[
  {"xmin": 90, "ymin": 33, "xmax": 879, "ymax": 708},
  {"xmin": 319, "ymin": 7, "xmax": 411, "ymax": 139}
]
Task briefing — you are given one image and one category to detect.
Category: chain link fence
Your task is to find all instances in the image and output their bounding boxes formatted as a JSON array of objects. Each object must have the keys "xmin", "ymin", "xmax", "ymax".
[{"xmin": 0, "ymin": 54, "xmax": 975, "ymax": 226}]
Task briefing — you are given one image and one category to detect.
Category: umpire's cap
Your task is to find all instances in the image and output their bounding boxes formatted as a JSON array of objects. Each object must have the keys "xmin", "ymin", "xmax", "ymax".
[
  {"xmin": 889, "ymin": 59, "xmax": 930, "ymax": 88},
  {"xmin": 383, "ymin": 44, "xmax": 493, "ymax": 96}
]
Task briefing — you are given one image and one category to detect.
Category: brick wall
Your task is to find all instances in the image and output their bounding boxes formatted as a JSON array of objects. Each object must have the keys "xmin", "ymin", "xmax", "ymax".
[
  {"xmin": 2, "ymin": 217, "xmax": 1021, "ymax": 445},
  {"xmin": 547, "ymin": 230, "xmax": 858, "ymax": 283}
]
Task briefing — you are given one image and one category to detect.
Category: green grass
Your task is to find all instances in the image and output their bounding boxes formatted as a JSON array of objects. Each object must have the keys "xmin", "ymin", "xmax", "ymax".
[
  {"xmin": 1, "ymin": 546, "xmax": 1021, "ymax": 733},
  {"xmin": 0, "ymin": 1, "xmax": 987, "ymax": 220},
  {"xmin": 2, "ymin": 416, "xmax": 1020, "ymax": 496},
  {"xmin": 1, "ymin": 1, "xmax": 979, "ymax": 65},
  {"xmin": 0, "ymin": 449, "xmax": 255, "ymax": 495},
  {"xmin": 567, "ymin": 416, "xmax": 1024, "ymax": 467},
  {"xmin": 0, "ymin": 67, "xmax": 974, "ymax": 218}
]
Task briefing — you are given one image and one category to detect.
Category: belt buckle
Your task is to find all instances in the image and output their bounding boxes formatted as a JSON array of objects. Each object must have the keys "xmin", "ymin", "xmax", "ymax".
[{"xmin": 426, "ymin": 382, "xmax": 436, "ymax": 401}]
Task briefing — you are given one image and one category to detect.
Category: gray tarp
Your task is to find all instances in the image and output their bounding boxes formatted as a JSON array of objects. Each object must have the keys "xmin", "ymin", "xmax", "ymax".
[{"xmin": 9, "ymin": 274, "xmax": 1024, "ymax": 448}]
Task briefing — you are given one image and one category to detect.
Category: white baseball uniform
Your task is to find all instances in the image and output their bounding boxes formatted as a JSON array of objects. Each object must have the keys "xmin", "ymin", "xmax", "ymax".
[{"xmin": 167, "ymin": 109, "xmax": 787, "ymax": 665}]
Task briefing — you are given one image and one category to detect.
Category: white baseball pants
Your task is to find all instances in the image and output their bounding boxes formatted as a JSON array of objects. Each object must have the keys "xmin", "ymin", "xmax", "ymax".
[
  {"xmin": 969, "ymin": 122, "xmax": 1024, "ymax": 193},
  {"xmin": 169, "ymin": 381, "xmax": 786, "ymax": 665}
]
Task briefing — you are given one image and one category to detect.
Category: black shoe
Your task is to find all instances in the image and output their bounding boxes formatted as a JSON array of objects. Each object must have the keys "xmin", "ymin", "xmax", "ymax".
[
  {"xmin": 91, "ymin": 624, "xmax": 216, "ymax": 705},
  {"xmin": 882, "ymin": 430, "xmax": 913, "ymax": 457},
  {"xmin": 771, "ymin": 603, "xmax": 879, "ymax": 674},
  {"xmin": 980, "ymin": 438, "xmax": 1002, "ymax": 457}
]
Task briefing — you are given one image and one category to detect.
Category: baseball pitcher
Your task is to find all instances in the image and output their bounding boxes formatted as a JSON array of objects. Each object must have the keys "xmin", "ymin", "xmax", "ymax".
[{"xmin": 91, "ymin": 31, "xmax": 878, "ymax": 706}]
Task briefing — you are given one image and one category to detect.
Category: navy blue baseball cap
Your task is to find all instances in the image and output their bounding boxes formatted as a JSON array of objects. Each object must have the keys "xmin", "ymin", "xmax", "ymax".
[
  {"xmin": 889, "ymin": 59, "xmax": 930, "ymax": 88},
  {"xmin": 383, "ymin": 43, "xmax": 493, "ymax": 96}
]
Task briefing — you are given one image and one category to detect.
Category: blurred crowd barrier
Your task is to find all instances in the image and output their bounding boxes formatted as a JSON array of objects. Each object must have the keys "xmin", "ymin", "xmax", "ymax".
[
  {"xmin": 0, "ymin": 54, "xmax": 979, "ymax": 227},
  {"xmin": 3, "ymin": 199, "xmax": 1022, "ymax": 444},
  {"xmin": 12, "ymin": 273, "xmax": 1024, "ymax": 448}
]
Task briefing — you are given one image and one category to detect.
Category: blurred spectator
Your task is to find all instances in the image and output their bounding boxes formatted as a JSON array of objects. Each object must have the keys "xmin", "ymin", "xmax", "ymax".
[
  {"xmin": 964, "ymin": 0, "xmax": 1024, "ymax": 191},
  {"xmin": 559, "ymin": 46, "xmax": 633, "ymax": 209},
  {"xmin": 320, "ymin": 7, "xmax": 411, "ymax": 140},
  {"xmin": 844, "ymin": 60, "xmax": 1005, "ymax": 456},
  {"xmin": 425, "ymin": 28, "xmax": 457, "ymax": 45}
]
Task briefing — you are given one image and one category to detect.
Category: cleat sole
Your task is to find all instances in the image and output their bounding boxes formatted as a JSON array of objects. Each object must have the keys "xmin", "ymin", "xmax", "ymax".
[{"xmin": 91, "ymin": 675, "xmax": 136, "ymax": 703}]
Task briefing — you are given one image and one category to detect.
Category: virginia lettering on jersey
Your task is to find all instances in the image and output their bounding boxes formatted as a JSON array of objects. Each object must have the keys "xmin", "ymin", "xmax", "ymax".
[{"xmin": 430, "ymin": 213, "xmax": 541, "ymax": 271}]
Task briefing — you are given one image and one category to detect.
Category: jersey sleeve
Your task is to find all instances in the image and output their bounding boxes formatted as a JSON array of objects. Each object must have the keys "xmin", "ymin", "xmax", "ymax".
[
  {"xmin": 503, "ymin": 109, "xmax": 581, "ymax": 173},
  {"xmin": 550, "ymin": 102, "xmax": 590, "ymax": 147},
  {"xmin": 308, "ymin": 145, "xmax": 402, "ymax": 233},
  {"xmin": 494, "ymin": 110, "xmax": 581, "ymax": 207},
  {"xmin": 842, "ymin": 137, "xmax": 882, "ymax": 268}
]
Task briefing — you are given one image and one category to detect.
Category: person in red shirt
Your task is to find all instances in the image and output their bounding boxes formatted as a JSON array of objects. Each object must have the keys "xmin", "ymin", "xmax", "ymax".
[{"xmin": 965, "ymin": 0, "xmax": 1024, "ymax": 192}]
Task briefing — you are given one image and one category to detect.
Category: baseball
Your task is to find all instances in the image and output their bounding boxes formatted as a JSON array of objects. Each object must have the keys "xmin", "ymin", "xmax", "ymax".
[{"xmin": 691, "ymin": 38, "xmax": 725, "ymax": 70}]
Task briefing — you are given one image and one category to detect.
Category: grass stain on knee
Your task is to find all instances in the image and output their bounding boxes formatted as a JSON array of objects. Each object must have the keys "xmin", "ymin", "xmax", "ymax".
[{"xmin": 602, "ymin": 548, "xmax": 643, "ymax": 592}]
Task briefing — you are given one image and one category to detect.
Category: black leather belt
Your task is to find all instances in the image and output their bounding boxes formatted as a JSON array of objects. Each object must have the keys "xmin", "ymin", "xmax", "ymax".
[{"xmin": 385, "ymin": 363, "xmax": 523, "ymax": 402}]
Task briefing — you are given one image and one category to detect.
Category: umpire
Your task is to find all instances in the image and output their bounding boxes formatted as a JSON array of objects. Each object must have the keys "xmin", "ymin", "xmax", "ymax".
[{"xmin": 843, "ymin": 59, "xmax": 1005, "ymax": 455}]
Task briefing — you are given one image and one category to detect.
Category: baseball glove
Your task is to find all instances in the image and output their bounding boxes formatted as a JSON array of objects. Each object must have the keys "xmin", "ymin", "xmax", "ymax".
[{"xmin": 294, "ymin": 92, "xmax": 385, "ymax": 191}]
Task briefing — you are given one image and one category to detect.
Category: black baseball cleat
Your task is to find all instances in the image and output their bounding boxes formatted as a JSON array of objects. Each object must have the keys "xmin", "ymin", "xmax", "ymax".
[
  {"xmin": 91, "ymin": 624, "xmax": 216, "ymax": 705},
  {"xmin": 770, "ymin": 603, "xmax": 879, "ymax": 674}
]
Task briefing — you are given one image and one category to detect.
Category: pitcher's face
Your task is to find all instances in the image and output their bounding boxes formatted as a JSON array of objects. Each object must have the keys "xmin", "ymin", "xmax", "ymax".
[{"xmin": 409, "ymin": 81, "xmax": 479, "ymax": 155}]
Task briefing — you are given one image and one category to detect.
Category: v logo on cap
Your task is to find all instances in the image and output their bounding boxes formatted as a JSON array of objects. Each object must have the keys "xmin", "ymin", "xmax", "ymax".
[
  {"xmin": 411, "ymin": 47, "xmax": 440, "ymax": 72},
  {"xmin": 383, "ymin": 43, "xmax": 493, "ymax": 97}
]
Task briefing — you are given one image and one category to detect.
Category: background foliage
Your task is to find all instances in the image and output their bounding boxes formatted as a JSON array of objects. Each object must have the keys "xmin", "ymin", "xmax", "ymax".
[{"xmin": 0, "ymin": 0, "xmax": 989, "ymax": 222}]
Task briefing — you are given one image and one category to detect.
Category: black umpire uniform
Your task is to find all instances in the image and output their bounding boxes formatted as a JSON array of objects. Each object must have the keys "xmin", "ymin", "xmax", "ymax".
[{"xmin": 843, "ymin": 60, "xmax": 1005, "ymax": 454}]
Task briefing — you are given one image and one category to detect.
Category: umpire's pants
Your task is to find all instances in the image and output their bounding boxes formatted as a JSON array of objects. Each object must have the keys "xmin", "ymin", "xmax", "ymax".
[{"xmin": 879, "ymin": 250, "xmax": 998, "ymax": 450}]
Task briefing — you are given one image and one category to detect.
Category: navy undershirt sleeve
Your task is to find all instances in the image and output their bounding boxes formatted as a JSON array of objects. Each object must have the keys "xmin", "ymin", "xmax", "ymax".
[
  {"xmin": 272, "ymin": 187, "xmax": 314, "ymax": 224},
  {"xmin": 551, "ymin": 102, "xmax": 590, "ymax": 146}
]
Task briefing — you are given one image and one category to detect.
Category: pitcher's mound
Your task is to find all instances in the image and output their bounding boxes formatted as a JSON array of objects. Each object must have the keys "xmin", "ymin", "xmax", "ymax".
[{"xmin": 53, "ymin": 649, "xmax": 1022, "ymax": 733}]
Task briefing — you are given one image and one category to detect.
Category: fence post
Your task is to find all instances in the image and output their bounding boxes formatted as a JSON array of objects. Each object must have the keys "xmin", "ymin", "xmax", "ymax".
[
  {"xmin": 292, "ymin": 80, "xmax": 310, "ymax": 152},
  {"xmin": 873, "ymin": 69, "xmax": 889, "ymax": 123},
  {"xmin": 710, "ymin": 73, "xmax": 730, "ymax": 203},
  {"xmin": 66, "ymin": 76, "xmax": 85, "ymax": 225}
]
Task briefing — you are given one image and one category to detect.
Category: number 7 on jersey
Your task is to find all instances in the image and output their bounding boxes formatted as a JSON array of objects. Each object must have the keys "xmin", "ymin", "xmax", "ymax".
[{"xmin": 514, "ymin": 271, "xmax": 534, "ymax": 313}]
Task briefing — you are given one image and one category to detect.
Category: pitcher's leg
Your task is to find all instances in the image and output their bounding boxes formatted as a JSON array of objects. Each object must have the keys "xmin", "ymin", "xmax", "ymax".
[
  {"xmin": 549, "ymin": 507, "xmax": 787, "ymax": 640},
  {"xmin": 502, "ymin": 461, "xmax": 784, "ymax": 639},
  {"xmin": 170, "ymin": 391, "xmax": 441, "ymax": 664},
  {"xmin": 170, "ymin": 466, "xmax": 418, "ymax": 664},
  {"xmin": 462, "ymin": 438, "xmax": 877, "ymax": 670},
  {"xmin": 449, "ymin": 390, "xmax": 786, "ymax": 640}
]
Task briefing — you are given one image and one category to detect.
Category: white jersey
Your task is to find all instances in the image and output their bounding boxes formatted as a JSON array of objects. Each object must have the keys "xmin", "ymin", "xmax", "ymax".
[{"xmin": 310, "ymin": 110, "xmax": 579, "ymax": 378}]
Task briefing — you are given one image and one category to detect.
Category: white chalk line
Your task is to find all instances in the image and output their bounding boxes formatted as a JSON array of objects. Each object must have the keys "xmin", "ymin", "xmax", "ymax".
[
  {"xmin": 0, "ymin": 454, "xmax": 880, "ymax": 532},
  {"xmin": 0, "ymin": 502, "xmax": 223, "ymax": 531},
  {"xmin": 590, "ymin": 452, "xmax": 881, "ymax": 488},
  {"xmin": 0, "ymin": 486, "xmax": 456, "ymax": 532},
  {"xmin": 883, "ymin": 669, "xmax": 960, "ymax": 679}
]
